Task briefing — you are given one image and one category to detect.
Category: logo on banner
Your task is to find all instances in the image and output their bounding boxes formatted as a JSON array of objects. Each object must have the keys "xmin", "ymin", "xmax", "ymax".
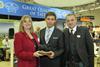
[
  {"xmin": 0, "ymin": 1, "xmax": 4, "ymax": 8},
  {"xmin": 5, "ymin": 2, "xmax": 19, "ymax": 13}
]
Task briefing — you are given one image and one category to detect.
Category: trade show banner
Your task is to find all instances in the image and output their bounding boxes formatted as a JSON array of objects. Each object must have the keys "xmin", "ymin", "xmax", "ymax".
[{"xmin": 0, "ymin": 0, "xmax": 73, "ymax": 19}]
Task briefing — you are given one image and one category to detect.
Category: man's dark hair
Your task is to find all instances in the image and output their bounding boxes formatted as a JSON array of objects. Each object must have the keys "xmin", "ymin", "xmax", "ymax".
[{"xmin": 45, "ymin": 12, "xmax": 56, "ymax": 19}]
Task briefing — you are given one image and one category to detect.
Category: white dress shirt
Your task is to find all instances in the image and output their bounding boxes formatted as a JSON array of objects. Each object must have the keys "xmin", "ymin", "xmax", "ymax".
[
  {"xmin": 69, "ymin": 26, "xmax": 77, "ymax": 34},
  {"xmin": 45, "ymin": 26, "xmax": 54, "ymax": 43}
]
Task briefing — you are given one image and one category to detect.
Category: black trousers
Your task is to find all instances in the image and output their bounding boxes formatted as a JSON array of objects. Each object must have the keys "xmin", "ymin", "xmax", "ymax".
[
  {"xmin": 67, "ymin": 61, "xmax": 84, "ymax": 67},
  {"xmin": 66, "ymin": 62, "xmax": 85, "ymax": 67}
]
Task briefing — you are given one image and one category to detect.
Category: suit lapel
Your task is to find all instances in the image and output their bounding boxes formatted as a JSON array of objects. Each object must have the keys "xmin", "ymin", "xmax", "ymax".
[
  {"xmin": 74, "ymin": 27, "xmax": 82, "ymax": 49},
  {"xmin": 74, "ymin": 26, "xmax": 79, "ymax": 36},
  {"xmin": 41, "ymin": 28, "xmax": 46, "ymax": 44},
  {"xmin": 47, "ymin": 27, "xmax": 56, "ymax": 44},
  {"xmin": 64, "ymin": 28, "xmax": 70, "ymax": 52},
  {"xmin": 64, "ymin": 28, "xmax": 70, "ymax": 38}
]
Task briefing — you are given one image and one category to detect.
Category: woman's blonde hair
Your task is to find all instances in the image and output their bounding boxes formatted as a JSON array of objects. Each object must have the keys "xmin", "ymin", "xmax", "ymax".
[{"xmin": 19, "ymin": 15, "xmax": 34, "ymax": 33}]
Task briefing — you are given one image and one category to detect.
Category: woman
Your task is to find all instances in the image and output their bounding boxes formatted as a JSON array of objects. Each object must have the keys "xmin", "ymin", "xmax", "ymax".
[{"xmin": 14, "ymin": 15, "xmax": 42, "ymax": 67}]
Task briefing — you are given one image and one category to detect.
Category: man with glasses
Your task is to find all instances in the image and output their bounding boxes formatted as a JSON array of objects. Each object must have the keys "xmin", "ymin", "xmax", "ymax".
[{"xmin": 63, "ymin": 14, "xmax": 94, "ymax": 67}]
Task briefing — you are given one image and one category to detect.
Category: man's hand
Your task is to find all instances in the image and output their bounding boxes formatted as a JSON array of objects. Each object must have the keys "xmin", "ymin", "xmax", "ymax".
[{"xmin": 47, "ymin": 51, "xmax": 55, "ymax": 59}]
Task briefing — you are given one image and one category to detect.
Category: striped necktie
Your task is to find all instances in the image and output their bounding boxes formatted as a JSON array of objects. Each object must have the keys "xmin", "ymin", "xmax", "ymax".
[{"xmin": 46, "ymin": 29, "xmax": 51, "ymax": 44}]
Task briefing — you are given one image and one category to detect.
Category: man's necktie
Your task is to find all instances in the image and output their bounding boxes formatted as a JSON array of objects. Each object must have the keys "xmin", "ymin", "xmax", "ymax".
[
  {"xmin": 46, "ymin": 29, "xmax": 50, "ymax": 44},
  {"xmin": 69, "ymin": 29, "xmax": 74, "ymax": 56},
  {"xmin": 70, "ymin": 29, "xmax": 73, "ymax": 34}
]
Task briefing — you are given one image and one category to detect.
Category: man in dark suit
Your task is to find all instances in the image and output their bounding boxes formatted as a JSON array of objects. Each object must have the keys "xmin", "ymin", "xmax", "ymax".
[
  {"xmin": 39, "ymin": 12, "xmax": 64, "ymax": 67},
  {"xmin": 63, "ymin": 14, "xmax": 94, "ymax": 67}
]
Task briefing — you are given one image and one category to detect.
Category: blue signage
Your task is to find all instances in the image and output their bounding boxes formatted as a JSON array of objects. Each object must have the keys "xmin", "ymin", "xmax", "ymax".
[{"xmin": 0, "ymin": 0, "xmax": 73, "ymax": 19}]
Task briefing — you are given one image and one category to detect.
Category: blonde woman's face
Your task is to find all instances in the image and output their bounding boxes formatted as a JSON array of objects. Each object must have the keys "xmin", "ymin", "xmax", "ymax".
[{"xmin": 22, "ymin": 18, "xmax": 32, "ymax": 30}]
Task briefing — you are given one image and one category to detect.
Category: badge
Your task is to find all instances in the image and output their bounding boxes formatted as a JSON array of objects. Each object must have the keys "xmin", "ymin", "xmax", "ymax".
[
  {"xmin": 77, "ymin": 35, "xmax": 81, "ymax": 38},
  {"xmin": 53, "ymin": 37, "xmax": 58, "ymax": 39}
]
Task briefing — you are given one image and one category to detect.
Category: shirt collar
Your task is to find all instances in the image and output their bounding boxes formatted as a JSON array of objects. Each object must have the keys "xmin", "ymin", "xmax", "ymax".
[
  {"xmin": 69, "ymin": 26, "xmax": 77, "ymax": 33},
  {"xmin": 73, "ymin": 25, "xmax": 77, "ymax": 32},
  {"xmin": 46, "ymin": 26, "xmax": 55, "ymax": 32}
]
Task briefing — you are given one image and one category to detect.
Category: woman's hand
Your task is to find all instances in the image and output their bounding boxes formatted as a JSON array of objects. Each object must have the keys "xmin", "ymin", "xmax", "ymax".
[{"xmin": 33, "ymin": 51, "xmax": 43, "ymax": 57}]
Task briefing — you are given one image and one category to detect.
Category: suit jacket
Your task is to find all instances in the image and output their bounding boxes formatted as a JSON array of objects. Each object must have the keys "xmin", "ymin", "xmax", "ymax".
[
  {"xmin": 40, "ymin": 27, "xmax": 64, "ymax": 67},
  {"xmin": 14, "ymin": 32, "xmax": 39, "ymax": 67},
  {"xmin": 63, "ymin": 26, "xmax": 94, "ymax": 67}
]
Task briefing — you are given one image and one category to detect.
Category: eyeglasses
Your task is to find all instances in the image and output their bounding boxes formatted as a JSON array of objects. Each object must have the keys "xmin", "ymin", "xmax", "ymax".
[{"xmin": 66, "ymin": 19, "xmax": 75, "ymax": 22}]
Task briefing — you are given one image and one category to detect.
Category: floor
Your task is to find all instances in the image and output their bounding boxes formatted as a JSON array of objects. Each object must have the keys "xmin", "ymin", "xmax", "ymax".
[
  {"xmin": 0, "ymin": 61, "xmax": 11, "ymax": 67},
  {"xmin": 95, "ymin": 57, "xmax": 100, "ymax": 67},
  {"xmin": 0, "ymin": 58, "xmax": 100, "ymax": 67}
]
